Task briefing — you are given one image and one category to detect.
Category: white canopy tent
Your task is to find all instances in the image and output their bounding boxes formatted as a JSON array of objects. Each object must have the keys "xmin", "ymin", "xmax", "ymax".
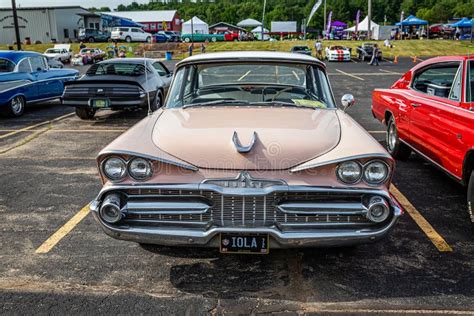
[
  {"xmin": 237, "ymin": 18, "xmax": 262, "ymax": 28},
  {"xmin": 251, "ymin": 26, "xmax": 270, "ymax": 40},
  {"xmin": 345, "ymin": 16, "xmax": 379, "ymax": 32},
  {"xmin": 182, "ymin": 16, "xmax": 209, "ymax": 34}
]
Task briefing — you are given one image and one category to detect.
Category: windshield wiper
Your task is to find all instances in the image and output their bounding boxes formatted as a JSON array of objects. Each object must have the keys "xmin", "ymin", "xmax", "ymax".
[
  {"xmin": 253, "ymin": 101, "xmax": 317, "ymax": 109},
  {"xmin": 182, "ymin": 100, "xmax": 250, "ymax": 109}
]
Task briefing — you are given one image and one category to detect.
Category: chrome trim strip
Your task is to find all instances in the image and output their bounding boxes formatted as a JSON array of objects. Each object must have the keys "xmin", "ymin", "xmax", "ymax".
[
  {"xmin": 290, "ymin": 153, "xmax": 391, "ymax": 173},
  {"xmin": 277, "ymin": 202, "xmax": 367, "ymax": 215},
  {"xmin": 125, "ymin": 201, "xmax": 210, "ymax": 215},
  {"xmin": 400, "ymin": 139, "xmax": 463, "ymax": 182}
]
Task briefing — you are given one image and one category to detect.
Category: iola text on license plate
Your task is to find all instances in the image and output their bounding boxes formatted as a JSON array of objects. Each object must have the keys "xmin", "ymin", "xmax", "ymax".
[{"xmin": 220, "ymin": 233, "xmax": 269, "ymax": 254}]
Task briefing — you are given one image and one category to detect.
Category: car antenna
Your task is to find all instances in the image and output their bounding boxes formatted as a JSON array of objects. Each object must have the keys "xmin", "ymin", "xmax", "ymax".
[{"xmin": 144, "ymin": 51, "xmax": 152, "ymax": 116}]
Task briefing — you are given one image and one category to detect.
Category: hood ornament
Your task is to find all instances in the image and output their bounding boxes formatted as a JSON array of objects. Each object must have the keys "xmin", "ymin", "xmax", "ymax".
[{"xmin": 232, "ymin": 131, "xmax": 257, "ymax": 154}]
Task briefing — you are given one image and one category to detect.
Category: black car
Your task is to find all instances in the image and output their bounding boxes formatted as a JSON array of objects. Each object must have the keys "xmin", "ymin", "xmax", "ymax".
[
  {"xmin": 62, "ymin": 58, "xmax": 172, "ymax": 119},
  {"xmin": 78, "ymin": 28, "xmax": 111, "ymax": 43},
  {"xmin": 158, "ymin": 31, "xmax": 181, "ymax": 42},
  {"xmin": 356, "ymin": 43, "xmax": 382, "ymax": 61},
  {"xmin": 290, "ymin": 46, "xmax": 312, "ymax": 56}
]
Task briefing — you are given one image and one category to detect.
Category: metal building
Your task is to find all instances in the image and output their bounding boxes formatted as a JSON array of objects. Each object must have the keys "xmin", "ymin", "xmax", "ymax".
[{"xmin": 0, "ymin": 6, "xmax": 90, "ymax": 45}]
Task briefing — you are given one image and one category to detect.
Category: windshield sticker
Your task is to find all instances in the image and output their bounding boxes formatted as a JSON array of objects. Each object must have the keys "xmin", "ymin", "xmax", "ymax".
[{"xmin": 291, "ymin": 99, "xmax": 327, "ymax": 108}]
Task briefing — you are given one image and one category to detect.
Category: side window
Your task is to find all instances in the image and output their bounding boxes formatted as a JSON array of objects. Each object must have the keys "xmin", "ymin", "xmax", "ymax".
[
  {"xmin": 132, "ymin": 28, "xmax": 139, "ymax": 33},
  {"xmin": 17, "ymin": 59, "xmax": 32, "ymax": 73},
  {"xmin": 153, "ymin": 62, "xmax": 168, "ymax": 76},
  {"xmin": 29, "ymin": 56, "xmax": 46, "ymax": 72},
  {"xmin": 412, "ymin": 63, "xmax": 461, "ymax": 99},
  {"xmin": 467, "ymin": 61, "xmax": 473, "ymax": 103},
  {"xmin": 449, "ymin": 65, "xmax": 462, "ymax": 101}
]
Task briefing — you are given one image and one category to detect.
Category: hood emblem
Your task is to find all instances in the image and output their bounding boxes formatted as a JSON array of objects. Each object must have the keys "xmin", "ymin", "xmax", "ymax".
[
  {"xmin": 202, "ymin": 171, "xmax": 286, "ymax": 189},
  {"xmin": 232, "ymin": 131, "xmax": 257, "ymax": 154}
]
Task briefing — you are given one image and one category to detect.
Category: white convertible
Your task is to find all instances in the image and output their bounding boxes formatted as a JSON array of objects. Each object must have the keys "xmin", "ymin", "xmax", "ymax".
[
  {"xmin": 44, "ymin": 44, "xmax": 72, "ymax": 63},
  {"xmin": 325, "ymin": 45, "xmax": 351, "ymax": 62}
]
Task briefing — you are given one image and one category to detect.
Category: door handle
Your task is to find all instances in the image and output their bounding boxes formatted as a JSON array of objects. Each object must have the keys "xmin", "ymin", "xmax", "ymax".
[{"xmin": 411, "ymin": 103, "xmax": 422, "ymax": 108}]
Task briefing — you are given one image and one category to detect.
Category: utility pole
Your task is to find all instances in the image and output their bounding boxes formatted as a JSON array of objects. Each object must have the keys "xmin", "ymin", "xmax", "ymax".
[
  {"xmin": 323, "ymin": 0, "xmax": 326, "ymax": 38},
  {"xmin": 302, "ymin": 18, "xmax": 306, "ymax": 40},
  {"xmin": 11, "ymin": 0, "xmax": 21, "ymax": 50},
  {"xmin": 367, "ymin": 0, "xmax": 372, "ymax": 40},
  {"xmin": 261, "ymin": 0, "xmax": 267, "ymax": 41}
]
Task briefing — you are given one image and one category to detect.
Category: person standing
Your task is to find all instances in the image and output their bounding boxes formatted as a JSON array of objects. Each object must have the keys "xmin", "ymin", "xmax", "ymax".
[
  {"xmin": 369, "ymin": 43, "xmax": 380, "ymax": 66},
  {"xmin": 314, "ymin": 40, "xmax": 323, "ymax": 60}
]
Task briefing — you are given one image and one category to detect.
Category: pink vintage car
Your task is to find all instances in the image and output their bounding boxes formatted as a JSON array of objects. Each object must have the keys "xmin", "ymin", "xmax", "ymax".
[{"xmin": 90, "ymin": 52, "xmax": 402, "ymax": 254}]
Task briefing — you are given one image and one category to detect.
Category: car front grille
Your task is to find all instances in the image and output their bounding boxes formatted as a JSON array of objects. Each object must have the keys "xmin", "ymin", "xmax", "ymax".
[{"xmin": 117, "ymin": 188, "xmax": 376, "ymax": 229}]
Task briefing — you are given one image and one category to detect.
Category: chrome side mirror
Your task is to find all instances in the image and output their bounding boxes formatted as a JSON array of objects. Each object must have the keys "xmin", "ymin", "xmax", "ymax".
[{"xmin": 341, "ymin": 94, "xmax": 355, "ymax": 112}]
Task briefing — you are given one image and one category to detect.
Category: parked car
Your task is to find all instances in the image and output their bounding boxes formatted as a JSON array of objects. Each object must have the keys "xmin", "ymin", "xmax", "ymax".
[
  {"xmin": 43, "ymin": 44, "xmax": 72, "ymax": 63},
  {"xmin": 356, "ymin": 43, "xmax": 382, "ymax": 61},
  {"xmin": 325, "ymin": 45, "xmax": 351, "ymax": 61},
  {"xmin": 290, "ymin": 45, "xmax": 312, "ymax": 56},
  {"xmin": 78, "ymin": 28, "xmax": 111, "ymax": 43},
  {"xmin": 428, "ymin": 24, "xmax": 455, "ymax": 39},
  {"xmin": 157, "ymin": 30, "xmax": 180, "ymax": 42},
  {"xmin": 372, "ymin": 56, "xmax": 474, "ymax": 226},
  {"xmin": 71, "ymin": 48, "xmax": 106, "ymax": 66},
  {"xmin": 62, "ymin": 58, "xmax": 172, "ymax": 119},
  {"xmin": 44, "ymin": 55, "xmax": 64, "ymax": 69},
  {"xmin": 90, "ymin": 51, "xmax": 402, "ymax": 252},
  {"xmin": 221, "ymin": 32, "xmax": 239, "ymax": 41},
  {"xmin": 181, "ymin": 33, "xmax": 225, "ymax": 43},
  {"xmin": 0, "ymin": 51, "xmax": 78, "ymax": 117},
  {"xmin": 111, "ymin": 27, "xmax": 152, "ymax": 43},
  {"xmin": 152, "ymin": 32, "xmax": 169, "ymax": 43}
]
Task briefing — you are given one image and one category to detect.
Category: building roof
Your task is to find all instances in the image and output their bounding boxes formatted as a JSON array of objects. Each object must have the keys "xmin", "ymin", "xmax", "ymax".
[
  {"xmin": 209, "ymin": 22, "xmax": 247, "ymax": 32},
  {"xmin": 0, "ymin": 6, "xmax": 87, "ymax": 11},
  {"xmin": 102, "ymin": 10, "xmax": 177, "ymax": 23},
  {"xmin": 177, "ymin": 51, "xmax": 324, "ymax": 68},
  {"xmin": 0, "ymin": 50, "xmax": 41, "ymax": 63}
]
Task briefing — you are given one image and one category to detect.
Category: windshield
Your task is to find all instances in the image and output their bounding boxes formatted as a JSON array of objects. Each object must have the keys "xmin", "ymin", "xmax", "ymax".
[
  {"xmin": 166, "ymin": 62, "xmax": 335, "ymax": 109},
  {"xmin": 0, "ymin": 58, "xmax": 15, "ymax": 72},
  {"xmin": 330, "ymin": 46, "xmax": 345, "ymax": 50},
  {"xmin": 86, "ymin": 63, "xmax": 145, "ymax": 76},
  {"xmin": 293, "ymin": 46, "xmax": 309, "ymax": 51},
  {"xmin": 46, "ymin": 49, "xmax": 61, "ymax": 54},
  {"xmin": 81, "ymin": 49, "xmax": 95, "ymax": 54}
]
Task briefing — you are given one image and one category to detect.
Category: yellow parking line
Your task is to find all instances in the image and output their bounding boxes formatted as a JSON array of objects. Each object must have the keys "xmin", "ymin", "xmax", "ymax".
[
  {"xmin": 335, "ymin": 69, "xmax": 365, "ymax": 81},
  {"xmin": 0, "ymin": 112, "xmax": 74, "ymax": 140},
  {"xmin": 390, "ymin": 185, "xmax": 453, "ymax": 252},
  {"xmin": 35, "ymin": 204, "xmax": 90, "ymax": 254}
]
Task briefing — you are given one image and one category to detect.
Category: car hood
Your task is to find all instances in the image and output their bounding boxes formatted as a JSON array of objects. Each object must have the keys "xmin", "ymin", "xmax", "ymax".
[{"xmin": 152, "ymin": 107, "xmax": 341, "ymax": 170}]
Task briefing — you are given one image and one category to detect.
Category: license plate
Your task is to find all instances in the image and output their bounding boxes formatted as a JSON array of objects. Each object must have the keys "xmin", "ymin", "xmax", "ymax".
[
  {"xmin": 92, "ymin": 99, "xmax": 108, "ymax": 108},
  {"xmin": 220, "ymin": 233, "xmax": 269, "ymax": 254}
]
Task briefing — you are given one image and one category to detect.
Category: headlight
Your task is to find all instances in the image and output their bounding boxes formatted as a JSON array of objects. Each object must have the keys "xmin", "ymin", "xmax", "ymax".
[
  {"xmin": 363, "ymin": 161, "xmax": 389, "ymax": 184},
  {"xmin": 103, "ymin": 157, "xmax": 127, "ymax": 181},
  {"xmin": 336, "ymin": 161, "xmax": 362, "ymax": 184},
  {"xmin": 128, "ymin": 158, "xmax": 153, "ymax": 180}
]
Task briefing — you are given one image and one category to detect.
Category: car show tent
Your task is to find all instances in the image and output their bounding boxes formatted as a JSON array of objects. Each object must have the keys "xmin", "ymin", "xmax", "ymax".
[
  {"xmin": 345, "ymin": 16, "xmax": 379, "ymax": 32},
  {"xmin": 396, "ymin": 15, "xmax": 428, "ymax": 26},
  {"xmin": 182, "ymin": 16, "xmax": 209, "ymax": 34},
  {"xmin": 451, "ymin": 17, "xmax": 473, "ymax": 28},
  {"xmin": 251, "ymin": 26, "xmax": 270, "ymax": 40},
  {"xmin": 237, "ymin": 18, "xmax": 262, "ymax": 28}
]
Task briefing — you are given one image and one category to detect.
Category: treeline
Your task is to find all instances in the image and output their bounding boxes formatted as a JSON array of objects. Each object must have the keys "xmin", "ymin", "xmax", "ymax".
[{"xmin": 94, "ymin": 0, "xmax": 473, "ymax": 30}]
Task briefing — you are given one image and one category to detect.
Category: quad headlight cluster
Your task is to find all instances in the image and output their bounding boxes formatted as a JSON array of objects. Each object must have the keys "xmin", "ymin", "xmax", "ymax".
[
  {"xmin": 102, "ymin": 156, "xmax": 153, "ymax": 181},
  {"xmin": 336, "ymin": 160, "xmax": 389, "ymax": 185}
]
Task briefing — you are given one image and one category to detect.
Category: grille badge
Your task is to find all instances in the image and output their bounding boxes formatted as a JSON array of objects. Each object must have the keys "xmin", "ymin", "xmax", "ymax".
[{"xmin": 203, "ymin": 171, "xmax": 285, "ymax": 189}]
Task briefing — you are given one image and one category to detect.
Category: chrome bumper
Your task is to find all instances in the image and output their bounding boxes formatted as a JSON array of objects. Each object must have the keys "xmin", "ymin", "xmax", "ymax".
[{"xmin": 90, "ymin": 184, "xmax": 403, "ymax": 248}]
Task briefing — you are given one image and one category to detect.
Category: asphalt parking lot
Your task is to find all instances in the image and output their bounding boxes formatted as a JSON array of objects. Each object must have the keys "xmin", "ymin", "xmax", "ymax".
[{"xmin": 1, "ymin": 57, "xmax": 473, "ymax": 315}]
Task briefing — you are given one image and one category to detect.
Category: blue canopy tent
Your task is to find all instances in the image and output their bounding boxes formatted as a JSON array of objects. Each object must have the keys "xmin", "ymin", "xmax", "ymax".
[
  {"xmin": 451, "ymin": 18, "xmax": 473, "ymax": 40},
  {"xmin": 396, "ymin": 15, "xmax": 428, "ymax": 26},
  {"xmin": 451, "ymin": 18, "xmax": 473, "ymax": 28}
]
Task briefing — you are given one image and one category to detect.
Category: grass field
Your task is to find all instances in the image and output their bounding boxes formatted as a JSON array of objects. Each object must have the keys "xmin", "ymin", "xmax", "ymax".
[{"xmin": 1, "ymin": 39, "xmax": 472, "ymax": 59}]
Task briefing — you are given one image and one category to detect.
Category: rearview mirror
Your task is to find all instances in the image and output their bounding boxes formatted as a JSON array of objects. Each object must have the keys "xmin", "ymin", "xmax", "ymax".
[{"xmin": 341, "ymin": 94, "xmax": 355, "ymax": 112}]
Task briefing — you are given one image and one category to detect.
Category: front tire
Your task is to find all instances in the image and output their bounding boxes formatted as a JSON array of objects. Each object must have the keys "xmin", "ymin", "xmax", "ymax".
[
  {"xmin": 125, "ymin": 36, "xmax": 132, "ymax": 43},
  {"xmin": 146, "ymin": 36, "xmax": 151, "ymax": 43},
  {"xmin": 386, "ymin": 116, "xmax": 411, "ymax": 160},
  {"xmin": 88, "ymin": 37, "xmax": 95, "ymax": 43},
  {"xmin": 8, "ymin": 96, "xmax": 25, "ymax": 117},
  {"xmin": 468, "ymin": 172, "xmax": 474, "ymax": 226},
  {"xmin": 75, "ymin": 107, "xmax": 96, "ymax": 120},
  {"xmin": 151, "ymin": 91, "xmax": 162, "ymax": 111}
]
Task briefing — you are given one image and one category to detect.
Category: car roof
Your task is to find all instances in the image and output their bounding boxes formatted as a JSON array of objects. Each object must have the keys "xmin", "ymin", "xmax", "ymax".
[
  {"xmin": 0, "ymin": 50, "xmax": 41, "ymax": 63},
  {"xmin": 411, "ymin": 55, "xmax": 474, "ymax": 71},
  {"xmin": 97, "ymin": 58, "xmax": 156, "ymax": 64},
  {"xmin": 177, "ymin": 51, "xmax": 324, "ymax": 67}
]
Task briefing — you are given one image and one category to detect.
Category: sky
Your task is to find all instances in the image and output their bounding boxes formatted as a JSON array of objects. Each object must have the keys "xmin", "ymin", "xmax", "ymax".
[{"xmin": 6, "ymin": 0, "xmax": 149, "ymax": 10}]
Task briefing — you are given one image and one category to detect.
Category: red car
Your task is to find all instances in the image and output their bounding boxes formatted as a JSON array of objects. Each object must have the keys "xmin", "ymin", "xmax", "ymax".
[{"xmin": 372, "ymin": 56, "xmax": 474, "ymax": 226}]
